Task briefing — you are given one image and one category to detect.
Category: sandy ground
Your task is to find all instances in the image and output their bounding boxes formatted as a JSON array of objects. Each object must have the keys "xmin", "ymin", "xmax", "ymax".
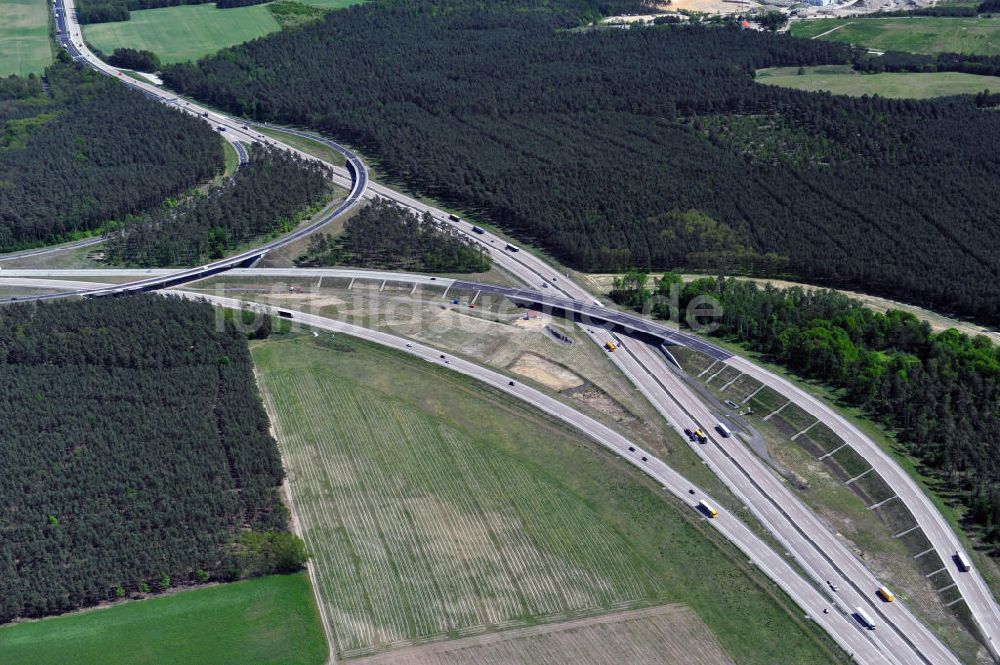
[
  {"xmin": 508, "ymin": 352, "xmax": 586, "ymax": 392},
  {"xmin": 667, "ymin": 0, "xmax": 749, "ymax": 14}
]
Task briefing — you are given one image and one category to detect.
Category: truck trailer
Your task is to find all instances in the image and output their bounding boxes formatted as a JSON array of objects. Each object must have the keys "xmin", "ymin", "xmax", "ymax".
[
  {"xmin": 855, "ymin": 607, "xmax": 876, "ymax": 630},
  {"xmin": 955, "ymin": 551, "xmax": 972, "ymax": 572},
  {"xmin": 697, "ymin": 500, "xmax": 718, "ymax": 518}
]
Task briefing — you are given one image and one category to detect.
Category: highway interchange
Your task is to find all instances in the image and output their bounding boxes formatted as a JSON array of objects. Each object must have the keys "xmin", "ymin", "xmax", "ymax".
[{"xmin": 7, "ymin": 2, "xmax": 1000, "ymax": 663}]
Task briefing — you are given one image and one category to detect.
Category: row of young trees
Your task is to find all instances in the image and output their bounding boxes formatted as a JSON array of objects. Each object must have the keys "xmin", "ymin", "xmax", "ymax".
[
  {"xmin": 103, "ymin": 145, "xmax": 331, "ymax": 267},
  {"xmin": 296, "ymin": 198, "xmax": 491, "ymax": 273},
  {"xmin": 107, "ymin": 47, "xmax": 161, "ymax": 72},
  {"xmin": 217, "ymin": 0, "xmax": 268, "ymax": 7},
  {"xmin": 0, "ymin": 296, "xmax": 300, "ymax": 623},
  {"xmin": 611, "ymin": 275, "xmax": 1000, "ymax": 551},
  {"xmin": 0, "ymin": 61, "xmax": 223, "ymax": 252},
  {"xmin": 855, "ymin": 50, "xmax": 1000, "ymax": 77},
  {"xmin": 77, "ymin": 0, "xmax": 213, "ymax": 24},
  {"xmin": 162, "ymin": 0, "xmax": 1000, "ymax": 325}
]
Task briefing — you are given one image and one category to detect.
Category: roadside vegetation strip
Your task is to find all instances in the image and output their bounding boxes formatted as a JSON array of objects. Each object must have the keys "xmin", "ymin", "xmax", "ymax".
[
  {"xmin": 0, "ymin": 0, "xmax": 52, "ymax": 76},
  {"xmin": 83, "ymin": 3, "xmax": 281, "ymax": 64},
  {"xmin": 252, "ymin": 334, "xmax": 848, "ymax": 665},
  {"xmin": 257, "ymin": 126, "xmax": 348, "ymax": 167},
  {"xmin": 756, "ymin": 65, "xmax": 1000, "ymax": 99},
  {"xmin": 0, "ymin": 573, "xmax": 327, "ymax": 665},
  {"xmin": 790, "ymin": 17, "xmax": 1000, "ymax": 55}
]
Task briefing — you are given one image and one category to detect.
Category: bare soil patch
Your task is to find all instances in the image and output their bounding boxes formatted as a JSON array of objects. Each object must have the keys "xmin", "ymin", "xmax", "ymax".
[
  {"xmin": 508, "ymin": 352, "xmax": 586, "ymax": 392},
  {"xmin": 351, "ymin": 604, "xmax": 735, "ymax": 665}
]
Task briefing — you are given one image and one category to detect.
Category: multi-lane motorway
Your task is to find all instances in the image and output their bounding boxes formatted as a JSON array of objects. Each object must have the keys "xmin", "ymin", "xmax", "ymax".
[
  {"xmin": 20, "ymin": 2, "xmax": 1000, "ymax": 661},
  {"xmin": 611, "ymin": 335, "xmax": 960, "ymax": 665}
]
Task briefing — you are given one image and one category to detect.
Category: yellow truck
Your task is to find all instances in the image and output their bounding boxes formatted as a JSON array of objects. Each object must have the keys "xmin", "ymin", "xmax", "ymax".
[
  {"xmin": 604, "ymin": 340, "xmax": 616, "ymax": 352},
  {"xmin": 877, "ymin": 586, "xmax": 894, "ymax": 602}
]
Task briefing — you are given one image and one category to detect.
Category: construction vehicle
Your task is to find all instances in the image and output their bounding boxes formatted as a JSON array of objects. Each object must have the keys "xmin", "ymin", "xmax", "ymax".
[
  {"xmin": 697, "ymin": 500, "xmax": 718, "ymax": 518},
  {"xmin": 876, "ymin": 586, "xmax": 894, "ymax": 602},
  {"xmin": 855, "ymin": 607, "xmax": 876, "ymax": 630},
  {"xmin": 604, "ymin": 340, "xmax": 616, "ymax": 352},
  {"xmin": 955, "ymin": 551, "xmax": 972, "ymax": 572}
]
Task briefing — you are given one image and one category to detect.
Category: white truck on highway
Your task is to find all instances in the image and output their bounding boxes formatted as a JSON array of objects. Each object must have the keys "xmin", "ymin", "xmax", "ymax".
[
  {"xmin": 855, "ymin": 607, "xmax": 876, "ymax": 630},
  {"xmin": 715, "ymin": 422, "xmax": 732, "ymax": 437},
  {"xmin": 955, "ymin": 551, "xmax": 972, "ymax": 572}
]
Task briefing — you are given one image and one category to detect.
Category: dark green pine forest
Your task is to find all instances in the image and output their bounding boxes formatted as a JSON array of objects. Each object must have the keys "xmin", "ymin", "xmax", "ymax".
[
  {"xmin": 296, "ymin": 197, "xmax": 491, "ymax": 272},
  {"xmin": 0, "ymin": 62, "xmax": 223, "ymax": 252},
  {"xmin": 164, "ymin": 0, "xmax": 1000, "ymax": 325},
  {"xmin": 0, "ymin": 296, "xmax": 290, "ymax": 624},
  {"xmin": 104, "ymin": 144, "xmax": 331, "ymax": 267}
]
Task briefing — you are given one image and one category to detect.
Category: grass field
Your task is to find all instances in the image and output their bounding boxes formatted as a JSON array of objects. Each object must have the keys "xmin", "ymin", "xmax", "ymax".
[
  {"xmin": 83, "ymin": 0, "xmax": 367, "ymax": 65},
  {"xmin": 790, "ymin": 17, "xmax": 1000, "ymax": 55},
  {"xmin": 0, "ymin": 0, "xmax": 52, "ymax": 76},
  {"xmin": 84, "ymin": 3, "xmax": 281, "ymax": 64},
  {"xmin": 757, "ymin": 65, "xmax": 1000, "ymax": 98},
  {"xmin": 0, "ymin": 574, "xmax": 327, "ymax": 665},
  {"xmin": 252, "ymin": 334, "xmax": 847, "ymax": 664}
]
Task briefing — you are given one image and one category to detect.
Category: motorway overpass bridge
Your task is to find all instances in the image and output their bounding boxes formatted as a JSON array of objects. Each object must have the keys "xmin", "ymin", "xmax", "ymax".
[
  {"xmin": 449, "ymin": 280, "xmax": 732, "ymax": 361},
  {"xmin": 0, "ymin": 269, "xmax": 731, "ymax": 361}
]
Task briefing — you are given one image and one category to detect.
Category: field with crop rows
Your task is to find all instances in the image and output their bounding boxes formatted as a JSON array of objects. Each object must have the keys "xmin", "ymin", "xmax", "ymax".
[
  {"xmin": 252, "ymin": 335, "xmax": 846, "ymax": 665},
  {"xmin": 257, "ymin": 351, "xmax": 653, "ymax": 657}
]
